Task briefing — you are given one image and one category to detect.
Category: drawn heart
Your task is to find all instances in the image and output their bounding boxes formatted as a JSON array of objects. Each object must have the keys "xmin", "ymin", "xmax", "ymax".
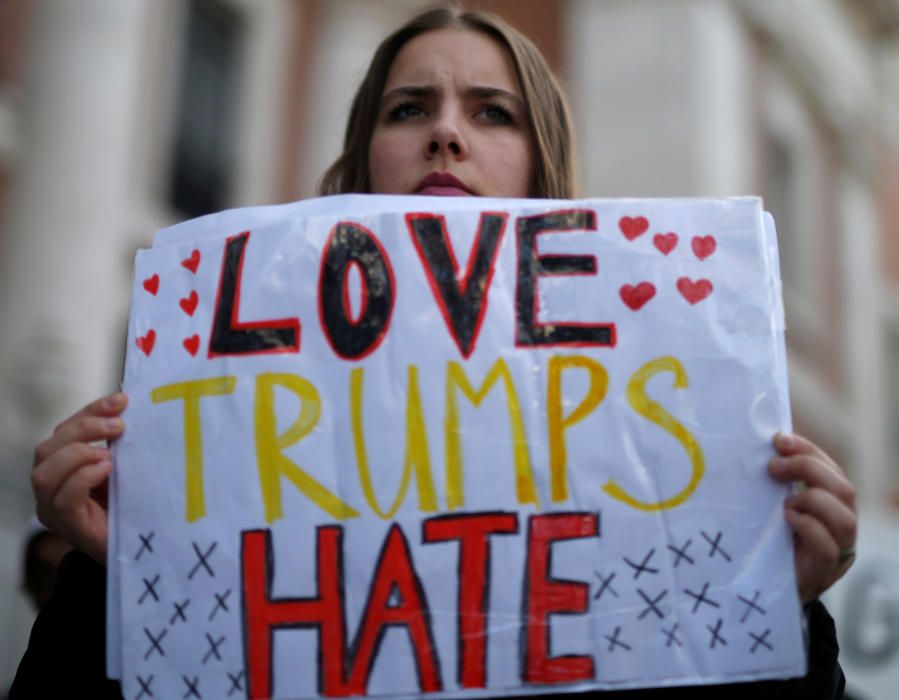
[
  {"xmin": 691, "ymin": 235, "xmax": 716, "ymax": 260},
  {"xmin": 677, "ymin": 277, "xmax": 713, "ymax": 304},
  {"xmin": 183, "ymin": 334, "xmax": 200, "ymax": 356},
  {"xmin": 619, "ymin": 216, "xmax": 649, "ymax": 241},
  {"xmin": 180, "ymin": 290, "xmax": 199, "ymax": 316},
  {"xmin": 620, "ymin": 282, "xmax": 656, "ymax": 310},
  {"xmin": 142, "ymin": 274, "xmax": 159, "ymax": 296},
  {"xmin": 653, "ymin": 233, "xmax": 678, "ymax": 255},
  {"xmin": 182, "ymin": 249, "xmax": 201, "ymax": 273},
  {"xmin": 136, "ymin": 329, "xmax": 156, "ymax": 356}
]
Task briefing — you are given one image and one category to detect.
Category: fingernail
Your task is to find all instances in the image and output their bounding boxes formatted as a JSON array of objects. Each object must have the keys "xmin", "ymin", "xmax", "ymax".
[
  {"xmin": 104, "ymin": 393, "xmax": 125, "ymax": 409},
  {"xmin": 96, "ymin": 459, "xmax": 113, "ymax": 472},
  {"xmin": 775, "ymin": 433, "xmax": 794, "ymax": 450},
  {"xmin": 768, "ymin": 456, "xmax": 785, "ymax": 471},
  {"xmin": 105, "ymin": 417, "xmax": 123, "ymax": 432}
]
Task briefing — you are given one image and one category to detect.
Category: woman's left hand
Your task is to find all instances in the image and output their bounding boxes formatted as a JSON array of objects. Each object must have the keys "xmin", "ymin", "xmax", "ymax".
[{"xmin": 768, "ymin": 432, "xmax": 858, "ymax": 604}]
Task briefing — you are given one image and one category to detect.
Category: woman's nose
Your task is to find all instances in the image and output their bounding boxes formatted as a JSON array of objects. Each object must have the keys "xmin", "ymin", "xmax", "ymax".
[{"xmin": 425, "ymin": 111, "xmax": 467, "ymax": 160}]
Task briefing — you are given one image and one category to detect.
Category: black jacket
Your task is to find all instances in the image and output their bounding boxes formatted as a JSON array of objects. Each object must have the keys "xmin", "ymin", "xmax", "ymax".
[{"xmin": 11, "ymin": 550, "xmax": 844, "ymax": 699}]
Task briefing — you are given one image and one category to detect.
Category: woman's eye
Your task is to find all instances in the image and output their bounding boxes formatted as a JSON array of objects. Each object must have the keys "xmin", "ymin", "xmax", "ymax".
[
  {"xmin": 477, "ymin": 103, "xmax": 514, "ymax": 124},
  {"xmin": 387, "ymin": 102, "xmax": 426, "ymax": 122}
]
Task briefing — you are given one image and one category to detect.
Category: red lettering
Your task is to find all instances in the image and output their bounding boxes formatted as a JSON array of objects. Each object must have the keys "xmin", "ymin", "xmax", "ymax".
[
  {"xmin": 522, "ymin": 512, "xmax": 599, "ymax": 685},
  {"xmin": 347, "ymin": 523, "xmax": 442, "ymax": 694},
  {"xmin": 241, "ymin": 527, "xmax": 349, "ymax": 699},
  {"xmin": 423, "ymin": 512, "xmax": 519, "ymax": 688}
]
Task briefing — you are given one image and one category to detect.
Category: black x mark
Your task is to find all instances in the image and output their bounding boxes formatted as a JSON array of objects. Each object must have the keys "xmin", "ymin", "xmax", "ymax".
[
  {"xmin": 707, "ymin": 618, "xmax": 727, "ymax": 649},
  {"xmin": 209, "ymin": 589, "xmax": 232, "ymax": 621},
  {"xmin": 203, "ymin": 633, "xmax": 225, "ymax": 664},
  {"xmin": 136, "ymin": 673, "xmax": 154, "ymax": 699},
  {"xmin": 624, "ymin": 548, "xmax": 659, "ymax": 579},
  {"xmin": 750, "ymin": 628, "xmax": 773, "ymax": 653},
  {"xmin": 700, "ymin": 530, "xmax": 731, "ymax": 562},
  {"xmin": 143, "ymin": 627, "xmax": 167, "ymax": 660},
  {"xmin": 189, "ymin": 542, "xmax": 217, "ymax": 580},
  {"xmin": 667, "ymin": 538, "xmax": 694, "ymax": 567},
  {"xmin": 637, "ymin": 588, "xmax": 668, "ymax": 620},
  {"xmin": 182, "ymin": 675, "xmax": 201, "ymax": 699},
  {"xmin": 139, "ymin": 574, "xmax": 160, "ymax": 605},
  {"xmin": 170, "ymin": 598, "xmax": 190, "ymax": 625},
  {"xmin": 227, "ymin": 671, "xmax": 245, "ymax": 696},
  {"xmin": 662, "ymin": 623, "xmax": 683, "ymax": 648},
  {"xmin": 738, "ymin": 591, "xmax": 766, "ymax": 623},
  {"xmin": 593, "ymin": 571, "xmax": 619, "ymax": 601},
  {"xmin": 135, "ymin": 531, "xmax": 155, "ymax": 560},
  {"xmin": 684, "ymin": 582, "xmax": 720, "ymax": 614},
  {"xmin": 604, "ymin": 625, "xmax": 631, "ymax": 651}
]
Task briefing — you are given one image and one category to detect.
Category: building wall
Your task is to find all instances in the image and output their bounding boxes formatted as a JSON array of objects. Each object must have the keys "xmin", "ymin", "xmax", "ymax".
[{"xmin": 0, "ymin": 0, "xmax": 897, "ymax": 692}]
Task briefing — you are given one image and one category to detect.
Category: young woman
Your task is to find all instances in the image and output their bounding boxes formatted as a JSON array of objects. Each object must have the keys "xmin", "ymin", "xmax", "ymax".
[{"xmin": 16, "ymin": 7, "xmax": 855, "ymax": 698}]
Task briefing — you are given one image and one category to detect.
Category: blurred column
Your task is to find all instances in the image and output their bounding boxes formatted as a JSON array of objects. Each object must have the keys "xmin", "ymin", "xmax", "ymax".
[
  {"xmin": 840, "ymin": 171, "xmax": 889, "ymax": 503},
  {"xmin": 0, "ymin": 0, "xmax": 148, "ymax": 682},
  {"xmin": 0, "ymin": 0, "xmax": 147, "ymax": 449}
]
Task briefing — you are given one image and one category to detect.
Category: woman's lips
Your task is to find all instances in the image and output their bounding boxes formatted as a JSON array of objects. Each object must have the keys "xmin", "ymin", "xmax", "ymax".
[
  {"xmin": 415, "ymin": 172, "xmax": 472, "ymax": 196},
  {"xmin": 416, "ymin": 185, "xmax": 470, "ymax": 196}
]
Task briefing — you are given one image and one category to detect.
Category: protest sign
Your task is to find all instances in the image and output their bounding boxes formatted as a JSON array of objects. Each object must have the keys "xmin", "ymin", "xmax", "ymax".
[{"xmin": 108, "ymin": 195, "xmax": 804, "ymax": 699}]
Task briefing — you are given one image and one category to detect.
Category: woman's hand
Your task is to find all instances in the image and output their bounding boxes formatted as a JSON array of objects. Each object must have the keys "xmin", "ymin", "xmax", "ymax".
[
  {"xmin": 31, "ymin": 392, "xmax": 127, "ymax": 565},
  {"xmin": 768, "ymin": 432, "xmax": 857, "ymax": 604}
]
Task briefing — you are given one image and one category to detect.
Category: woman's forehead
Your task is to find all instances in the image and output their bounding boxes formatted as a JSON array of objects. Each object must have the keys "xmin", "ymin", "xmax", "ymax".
[{"xmin": 383, "ymin": 28, "xmax": 521, "ymax": 95}]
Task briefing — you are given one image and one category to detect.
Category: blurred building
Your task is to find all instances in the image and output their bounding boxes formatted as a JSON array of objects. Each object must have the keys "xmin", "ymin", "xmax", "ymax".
[{"xmin": 0, "ymin": 0, "xmax": 898, "ymax": 695}]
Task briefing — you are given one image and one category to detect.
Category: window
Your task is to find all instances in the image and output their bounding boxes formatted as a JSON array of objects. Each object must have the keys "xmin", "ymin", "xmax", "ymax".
[
  {"xmin": 762, "ymin": 132, "xmax": 798, "ymax": 288},
  {"xmin": 168, "ymin": 0, "xmax": 245, "ymax": 218},
  {"xmin": 759, "ymin": 59, "xmax": 835, "ymax": 346},
  {"xmin": 889, "ymin": 325, "xmax": 899, "ymax": 488}
]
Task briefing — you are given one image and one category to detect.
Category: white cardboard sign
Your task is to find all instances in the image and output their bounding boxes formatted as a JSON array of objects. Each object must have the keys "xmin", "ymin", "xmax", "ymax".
[{"xmin": 108, "ymin": 195, "xmax": 805, "ymax": 699}]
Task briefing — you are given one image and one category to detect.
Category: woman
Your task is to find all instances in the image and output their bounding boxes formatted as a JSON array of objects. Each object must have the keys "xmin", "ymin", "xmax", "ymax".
[{"xmin": 16, "ymin": 7, "xmax": 855, "ymax": 698}]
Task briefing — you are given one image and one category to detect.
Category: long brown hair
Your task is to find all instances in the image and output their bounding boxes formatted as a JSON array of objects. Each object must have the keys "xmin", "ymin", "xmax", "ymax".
[{"xmin": 317, "ymin": 6, "xmax": 577, "ymax": 199}]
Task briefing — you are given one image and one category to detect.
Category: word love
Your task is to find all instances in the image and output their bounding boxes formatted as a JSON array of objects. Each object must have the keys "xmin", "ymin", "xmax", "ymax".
[
  {"xmin": 208, "ymin": 210, "xmax": 616, "ymax": 362},
  {"xmin": 150, "ymin": 355, "xmax": 705, "ymax": 525},
  {"xmin": 241, "ymin": 511, "xmax": 599, "ymax": 698}
]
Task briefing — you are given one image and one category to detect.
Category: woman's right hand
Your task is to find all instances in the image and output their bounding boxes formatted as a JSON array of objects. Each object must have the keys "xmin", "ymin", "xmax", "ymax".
[{"xmin": 31, "ymin": 392, "xmax": 127, "ymax": 565}]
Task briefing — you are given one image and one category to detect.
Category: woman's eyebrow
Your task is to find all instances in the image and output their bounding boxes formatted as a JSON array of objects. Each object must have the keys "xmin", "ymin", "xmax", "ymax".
[
  {"xmin": 380, "ymin": 85, "xmax": 437, "ymax": 102},
  {"xmin": 380, "ymin": 84, "xmax": 524, "ymax": 106},
  {"xmin": 466, "ymin": 86, "xmax": 524, "ymax": 106}
]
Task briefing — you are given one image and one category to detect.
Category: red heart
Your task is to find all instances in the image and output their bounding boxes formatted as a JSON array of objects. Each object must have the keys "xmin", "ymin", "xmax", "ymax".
[
  {"xmin": 183, "ymin": 334, "xmax": 200, "ymax": 356},
  {"xmin": 691, "ymin": 235, "xmax": 716, "ymax": 260},
  {"xmin": 181, "ymin": 249, "xmax": 201, "ymax": 273},
  {"xmin": 677, "ymin": 277, "xmax": 713, "ymax": 304},
  {"xmin": 653, "ymin": 232, "xmax": 678, "ymax": 255},
  {"xmin": 619, "ymin": 282, "xmax": 656, "ymax": 311},
  {"xmin": 619, "ymin": 216, "xmax": 649, "ymax": 241},
  {"xmin": 180, "ymin": 290, "xmax": 199, "ymax": 316},
  {"xmin": 142, "ymin": 274, "xmax": 159, "ymax": 296},
  {"xmin": 136, "ymin": 329, "xmax": 156, "ymax": 356}
]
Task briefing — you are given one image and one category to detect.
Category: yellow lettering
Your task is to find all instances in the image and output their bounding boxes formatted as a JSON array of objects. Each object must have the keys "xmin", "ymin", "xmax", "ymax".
[
  {"xmin": 151, "ymin": 376, "xmax": 237, "ymax": 522},
  {"xmin": 254, "ymin": 373, "xmax": 359, "ymax": 522},
  {"xmin": 445, "ymin": 358, "xmax": 537, "ymax": 509},
  {"xmin": 350, "ymin": 365, "xmax": 438, "ymax": 518},
  {"xmin": 547, "ymin": 355, "xmax": 609, "ymax": 502},
  {"xmin": 603, "ymin": 356, "xmax": 705, "ymax": 511}
]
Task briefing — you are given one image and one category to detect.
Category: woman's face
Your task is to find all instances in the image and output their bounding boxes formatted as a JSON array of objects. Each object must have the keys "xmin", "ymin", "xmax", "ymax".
[{"xmin": 368, "ymin": 28, "xmax": 534, "ymax": 198}]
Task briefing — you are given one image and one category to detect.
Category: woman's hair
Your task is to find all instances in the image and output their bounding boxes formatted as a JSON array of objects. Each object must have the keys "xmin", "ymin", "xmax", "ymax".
[{"xmin": 317, "ymin": 6, "xmax": 577, "ymax": 199}]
